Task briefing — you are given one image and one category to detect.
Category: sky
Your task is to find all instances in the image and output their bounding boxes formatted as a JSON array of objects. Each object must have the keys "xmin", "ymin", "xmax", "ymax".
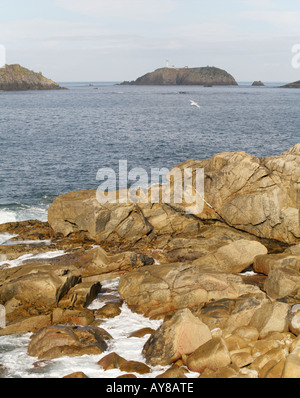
[{"xmin": 0, "ymin": 0, "xmax": 299, "ymax": 82}]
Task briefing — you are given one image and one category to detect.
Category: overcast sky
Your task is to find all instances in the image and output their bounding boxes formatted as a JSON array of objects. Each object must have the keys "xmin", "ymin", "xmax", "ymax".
[{"xmin": 0, "ymin": 0, "xmax": 299, "ymax": 82}]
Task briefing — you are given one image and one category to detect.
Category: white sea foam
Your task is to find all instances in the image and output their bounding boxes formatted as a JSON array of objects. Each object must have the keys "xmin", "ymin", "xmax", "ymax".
[
  {"xmin": 2, "ymin": 239, "xmax": 51, "ymax": 246},
  {"xmin": 0, "ymin": 278, "xmax": 198, "ymax": 378},
  {"xmin": 0, "ymin": 205, "xmax": 48, "ymax": 225},
  {"xmin": 0, "ymin": 233, "xmax": 18, "ymax": 245},
  {"xmin": 0, "ymin": 250, "xmax": 66, "ymax": 269},
  {"xmin": 0, "ymin": 209, "xmax": 17, "ymax": 224}
]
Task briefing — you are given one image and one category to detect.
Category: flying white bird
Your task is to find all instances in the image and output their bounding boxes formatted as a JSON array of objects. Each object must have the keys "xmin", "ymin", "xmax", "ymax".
[{"xmin": 190, "ymin": 99, "xmax": 201, "ymax": 109}]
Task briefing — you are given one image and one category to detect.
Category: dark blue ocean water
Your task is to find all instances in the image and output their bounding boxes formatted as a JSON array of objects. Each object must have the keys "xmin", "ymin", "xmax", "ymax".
[{"xmin": 0, "ymin": 82, "xmax": 299, "ymax": 223}]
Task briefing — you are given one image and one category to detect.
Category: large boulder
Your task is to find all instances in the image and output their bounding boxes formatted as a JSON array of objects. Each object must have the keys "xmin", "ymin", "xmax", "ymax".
[
  {"xmin": 264, "ymin": 266, "xmax": 300, "ymax": 303},
  {"xmin": 194, "ymin": 293, "xmax": 269, "ymax": 335},
  {"xmin": 186, "ymin": 337, "xmax": 231, "ymax": 373},
  {"xmin": 167, "ymin": 144, "xmax": 300, "ymax": 244},
  {"xmin": 282, "ymin": 354, "xmax": 300, "ymax": 378},
  {"xmin": 249, "ymin": 302, "xmax": 291, "ymax": 338},
  {"xmin": 48, "ymin": 191, "xmax": 201, "ymax": 249},
  {"xmin": 57, "ymin": 281, "xmax": 101, "ymax": 309},
  {"xmin": 0, "ymin": 260, "xmax": 101, "ymax": 332},
  {"xmin": 142, "ymin": 308, "xmax": 212, "ymax": 366},
  {"xmin": 28, "ymin": 325, "xmax": 109, "ymax": 359},
  {"xmin": 0, "ymin": 263, "xmax": 81, "ymax": 309},
  {"xmin": 192, "ymin": 239, "xmax": 267, "ymax": 273},
  {"xmin": 160, "ymin": 225, "xmax": 262, "ymax": 264},
  {"xmin": 118, "ymin": 262, "xmax": 266, "ymax": 318},
  {"xmin": 254, "ymin": 253, "xmax": 300, "ymax": 275},
  {"xmin": 48, "ymin": 190, "xmax": 153, "ymax": 245},
  {"xmin": 48, "ymin": 145, "xmax": 300, "ymax": 247},
  {"xmin": 253, "ymin": 253, "xmax": 300, "ymax": 303}
]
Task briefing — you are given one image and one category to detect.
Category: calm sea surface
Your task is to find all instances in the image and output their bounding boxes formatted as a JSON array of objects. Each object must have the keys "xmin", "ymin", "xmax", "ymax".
[{"xmin": 0, "ymin": 82, "xmax": 299, "ymax": 223}]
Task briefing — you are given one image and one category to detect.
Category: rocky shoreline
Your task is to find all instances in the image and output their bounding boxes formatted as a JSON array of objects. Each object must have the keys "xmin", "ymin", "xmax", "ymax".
[
  {"xmin": 0, "ymin": 144, "xmax": 299, "ymax": 378},
  {"xmin": 281, "ymin": 80, "xmax": 300, "ymax": 89}
]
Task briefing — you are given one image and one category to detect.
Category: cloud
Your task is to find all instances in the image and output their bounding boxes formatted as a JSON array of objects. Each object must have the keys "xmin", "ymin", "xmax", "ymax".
[
  {"xmin": 54, "ymin": 0, "xmax": 177, "ymax": 20},
  {"xmin": 243, "ymin": 0, "xmax": 277, "ymax": 9},
  {"xmin": 239, "ymin": 9, "xmax": 300, "ymax": 35},
  {"xmin": 172, "ymin": 22, "xmax": 238, "ymax": 43},
  {"xmin": 0, "ymin": 19, "xmax": 113, "ymax": 44}
]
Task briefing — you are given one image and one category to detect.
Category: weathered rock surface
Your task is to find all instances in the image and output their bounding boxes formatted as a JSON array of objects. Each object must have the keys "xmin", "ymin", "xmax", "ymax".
[
  {"xmin": 142, "ymin": 308, "xmax": 212, "ymax": 366},
  {"xmin": 282, "ymin": 354, "xmax": 300, "ymax": 377},
  {"xmin": 254, "ymin": 253, "xmax": 300, "ymax": 303},
  {"xmin": 186, "ymin": 337, "xmax": 231, "ymax": 373},
  {"xmin": 119, "ymin": 360, "xmax": 151, "ymax": 375},
  {"xmin": 194, "ymin": 293, "xmax": 269, "ymax": 335},
  {"xmin": 47, "ymin": 245, "xmax": 154, "ymax": 281},
  {"xmin": 28, "ymin": 325, "xmax": 109, "ymax": 360},
  {"xmin": 192, "ymin": 239, "xmax": 267, "ymax": 273},
  {"xmin": 57, "ymin": 281, "xmax": 101, "ymax": 309},
  {"xmin": 0, "ymin": 314, "xmax": 52, "ymax": 337},
  {"xmin": 118, "ymin": 262, "xmax": 266, "ymax": 319},
  {"xmin": 98, "ymin": 352, "xmax": 127, "ymax": 371},
  {"xmin": 249, "ymin": 302, "xmax": 291, "ymax": 338},
  {"xmin": 47, "ymin": 191, "xmax": 202, "ymax": 250},
  {"xmin": 166, "ymin": 144, "xmax": 300, "ymax": 245},
  {"xmin": 156, "ymin": 364, "xmax": 189, "ymax": 378},
  {"xmin": 254, "ymin": 253, "xmax": 300, "ymax": 275},
  {"xmin": 0, "ymin": 219, "xmax": 52, "ymax": 241},
  {"xmin": 0, "ymin": 262, "xmax": 81, "ymax": 309},
  {"xmin": 48, "ymin": 144, "xmax": 300, "ymax": 247},
  {"xmin": 0, "ymin": 257, "xmax": 104, "ymax": 332},
  {"xmin": 52, "ymin": 308, "xmax": 95, "ymax": 327},
  {"xmin": 94, "ymin": 302, "xmax": 122, "ymax": 319},
  {"xmin": 289, "ymin": 307, "xmax": 300, "ymax": 336}
]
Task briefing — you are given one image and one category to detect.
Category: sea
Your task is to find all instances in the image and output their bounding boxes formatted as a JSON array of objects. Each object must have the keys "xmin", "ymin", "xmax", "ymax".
[
  {"xmin": 0, "ymin": 81, "xmax": 299, "ymax": 225},
  {"xmin": 0, "ymin": 81, "xmax": 299, "ymax": 378}
]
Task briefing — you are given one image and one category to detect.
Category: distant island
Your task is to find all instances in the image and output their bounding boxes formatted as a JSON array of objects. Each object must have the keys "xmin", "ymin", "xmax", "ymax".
[
  {"xmin": 281, "ymin": 80, "xmax": 300, "ymax": 88},
  {"xmin": 252, "ymin": 80, "xmax": 264, "ymax": 86},
  {"xmin": 0, "ymin": 64, "xmax": 65, "ymax": 91},
  {"xmin": 121, "ymin": 66, "xmax": 238, "ymax": 86}
]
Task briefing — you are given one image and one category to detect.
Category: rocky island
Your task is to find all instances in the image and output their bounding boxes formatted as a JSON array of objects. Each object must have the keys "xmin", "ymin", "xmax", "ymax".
[
  {"xmin": 0, "ymin": 64, "xmax": 65, "ymax": 91},
  {"xmin": 281, "ymin": 80, "xmax": 300, "ymax": 88},
  {"xmin": 0, "ymin": 144, "xmax": 300, "ymax": 378},
  {"xmin": 121, "ymin": 66, "xmax": 238, "ymax": 86},
  {"xmin": 252, "ymin": 81, "xmax": 264, "ymax": 86}
]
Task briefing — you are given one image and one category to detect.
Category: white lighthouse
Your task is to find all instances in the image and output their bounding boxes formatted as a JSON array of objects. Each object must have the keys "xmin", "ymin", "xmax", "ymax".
[{"xmin": 166, "ymin": 59, "xmax": 169, "ymax": 68}]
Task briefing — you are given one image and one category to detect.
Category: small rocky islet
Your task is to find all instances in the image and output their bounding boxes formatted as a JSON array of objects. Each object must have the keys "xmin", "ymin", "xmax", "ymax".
[
  {"xmin": 0, "ymin": 144, "xmax": 300, "ymax": 378},
  {"xmin": 252, "ymin": 81, "xmax": 265, "ymax": 87}
]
